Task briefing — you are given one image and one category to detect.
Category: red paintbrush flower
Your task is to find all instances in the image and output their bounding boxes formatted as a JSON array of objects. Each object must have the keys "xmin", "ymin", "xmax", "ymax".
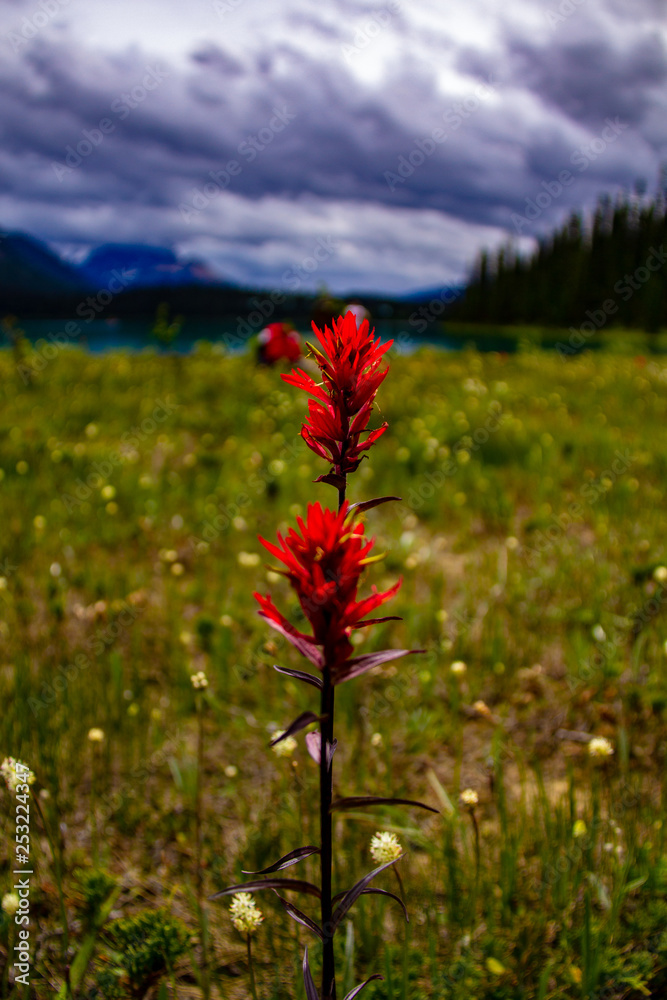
[
  {"xmin": 282, "ymin": 312, "xmax": 392, "ymax": 482},
  {"xmin": 254, "ymin": 502, "xmax": 413, "ymax": 684}
]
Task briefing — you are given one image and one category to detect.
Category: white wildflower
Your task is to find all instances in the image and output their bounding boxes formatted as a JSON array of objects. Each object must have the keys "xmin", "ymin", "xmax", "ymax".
[
  {"xmin": 1, "ymin": 757, "xmax": 35, "ymax": 793},
  {"xmin": 2, "ymin": 892, "xmax": 20, "ymax": 917},
  {"xmin": 370, "ymin": 831, "xmax": 402, "ymax": 865},
  {"xmin": 588, "ymin": 736, "xmax": 614, "ymax": 759},
  {"xmin": 229, "ymin": 893, "xmax": 263, "ymax": 934},
  {"xmin": 272, "ymin": 732, "xmax": 297, "ymax": 757}
]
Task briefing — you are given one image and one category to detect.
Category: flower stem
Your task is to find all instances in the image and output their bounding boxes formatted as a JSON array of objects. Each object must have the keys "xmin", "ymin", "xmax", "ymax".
[
  {"xmin": 470, "ymin": 809, "xmax": 480, "ymax": 889},
  {"xmin": 195, "ymin": 695, "xmax": 210, "ymax": 999},
  {"xmin": 34, "ymin": 794, "xmax": 69, "ymax": 987},
  {"xmin": 320, "ymin": 670, "xmax": 336, "ymax": 1000},
  {"xmin": 90, "ymin": 748, "xmax": 98, "ymax": 866},
  {"xmin": 320, "ymin": 474, "xmax": 346, "ymax": 1000},
  {"xmin": 247, "ymin": 935, "xmax": 259, "ymax": 1000}
]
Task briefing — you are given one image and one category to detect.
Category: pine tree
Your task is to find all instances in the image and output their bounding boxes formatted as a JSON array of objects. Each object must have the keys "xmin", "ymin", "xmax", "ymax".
[{"xmin": 453, "ymin": 184, "xmax": 667, "ymax": 333}]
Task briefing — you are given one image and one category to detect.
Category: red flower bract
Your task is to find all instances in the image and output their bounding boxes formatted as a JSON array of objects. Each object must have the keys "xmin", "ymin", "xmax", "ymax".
[
  {"xmin": 282, "ymin": 312, "xmax": 392, "ymax": 479},
  {"xmin": 254, "ymin": 502, "xmax": 401, "ymax": 682}
]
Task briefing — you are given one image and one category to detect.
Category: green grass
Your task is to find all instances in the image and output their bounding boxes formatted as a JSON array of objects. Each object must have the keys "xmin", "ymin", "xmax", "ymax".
[{"xmin": 1, "ymin": 341, "xmax": 667, "ymax": 998}]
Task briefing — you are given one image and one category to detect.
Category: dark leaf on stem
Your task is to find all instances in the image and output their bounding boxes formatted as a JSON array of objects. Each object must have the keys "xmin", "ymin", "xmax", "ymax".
[
  {"xmin": 242, "ymin": 846, "xmax": 321, "ymax": 874},
  {"xmin": 334, "ymin": 887, "xmax": 409, "ymax": 923},
  {"xmin": 314, "ymin": 472, "xmax": 346, "ymax": 490},
  {"xmin": 269, "ymin": 712, "xmax": 322, "ymax": 746},
  {"xmin": 327, "ymin": 738, "xmax": 338, "ymax": 768},
  {"xmin": 348, "ymin": 496, "xmax": 402, "ymax": 513},
  {"xmin": 332, "ymin": 858, "xmax": 403, "ymax": 930},
  {"xmin": 258, "ymin": 612, "xmax": 324, "ymax": 668},
  {"xmin": 331, "ymin": 795, "xmax": 438, "ymax": 814},
  {"xmin": 305, "ymin": 733, "xmax": 338, "ymax": 766},
  {"xmin": 209, "ymin": 878, "xmax": 321, "ymax": 901},
  {"xmin": 274, "ymin": 894, "xmax": 324, "ymax": 940},
  {"xmin": 273, "ymin": 664, "xmax": 323, "ymax": 690},
  {"xmin": 363, "ymin": 887, "xmax": 408, "ymax": 920},
  {"xmin": 353, "ymin": 616, "xmax": 402, "ymax": 628},
  {"xmin": 335, "ymin": 648, "xmax": 425, "ymax": 684},
  {"xmin": 302, "ymin": 948, "xmax": 319, "ymax": 1000},
  {"xmin": 343, "ymin": 975, "xmax": 384, "ymax": 1000}
]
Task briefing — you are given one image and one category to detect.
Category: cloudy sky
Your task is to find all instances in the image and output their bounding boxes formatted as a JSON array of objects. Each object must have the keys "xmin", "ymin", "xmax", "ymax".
[{"xmin": 0, "ymin": 0, "xmax": 665, "ymax": 294}]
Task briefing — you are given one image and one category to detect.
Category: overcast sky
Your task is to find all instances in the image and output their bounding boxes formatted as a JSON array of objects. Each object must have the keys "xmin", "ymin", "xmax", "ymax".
[{"xmin": 0, "ymin": 0, "xmax": 665, "ymax": 294}]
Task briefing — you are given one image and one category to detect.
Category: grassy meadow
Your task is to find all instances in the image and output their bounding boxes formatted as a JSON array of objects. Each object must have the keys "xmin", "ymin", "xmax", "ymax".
[{"xmin": 1, "ymin": 340, "xmax": 667, "ymax": 998}]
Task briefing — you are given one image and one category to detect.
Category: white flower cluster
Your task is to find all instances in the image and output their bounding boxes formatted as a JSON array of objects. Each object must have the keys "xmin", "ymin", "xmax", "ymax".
[
  {"xmin": 229, "ymin": 892, "xmax": 263, "ymax": 935},
  {"xmin": 2, "ymin": 892, "xmax": 20, "ymax": 916},
  {"xmin": 588, "ymin": 737, "xmax": 614, "ymax": 759},
  {"xmin": 271, "ymin": 731, "xmax": 297, "ymax": 757},
  {"xmin": 370, "ymin": 831, "xmax": 402, "ymax": 864},
  {"xmin": 190, "ymin": 671, "xmax": 209, "ymax": 690},
  {"xmin": 1, "ymin": 757, "xmax": 35, "ymax": 793},
  {"xmin": 459, "ymin": 788, "xmax": 479, "ymax": 808}
]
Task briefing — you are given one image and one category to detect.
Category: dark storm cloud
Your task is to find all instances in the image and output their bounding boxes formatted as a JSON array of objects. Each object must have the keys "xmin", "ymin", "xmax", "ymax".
[
  {"xmin": 0, "ymin": 0, "xmax": 664, "ymax": 289},
  {"xmin": 506, "ymin": 31, "xmax": 667, "ymax": 130},
  {"xmin": 0, "ymin": 36, "xmax": 539, "ymax": 229}
]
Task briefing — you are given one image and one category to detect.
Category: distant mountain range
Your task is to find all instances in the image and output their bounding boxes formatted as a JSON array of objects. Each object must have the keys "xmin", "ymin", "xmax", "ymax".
[
  {"xmin": 0, "ymin": 232, "xmax": 91, "ymax": 300},
  {"xmin": 0, "ymin": 229, "xmax": 455, "ymax": 319},
  {"xmin": 80, "ymin": 243, "xmax": 224, "ymax": 290},
  {"xmin": 0, "ymin": 231, "xmax": 225, "ymax": 300}
]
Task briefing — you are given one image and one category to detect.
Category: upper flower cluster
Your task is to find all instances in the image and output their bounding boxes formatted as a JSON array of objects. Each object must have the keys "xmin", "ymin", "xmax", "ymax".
[
  {"xmin": 229, "ymin": 892, "xmax": 264, "ymax": 935},
  {"xmin": 282, "ymin": 312, "xmax": 392, "ymax": 481},
  {"xmin": 254, "ymin": 502, "xmax": 400, "ymax": 679},
  {"xmin": 1, "ymin": 756, "xmax": 35, "ymax": 794}
]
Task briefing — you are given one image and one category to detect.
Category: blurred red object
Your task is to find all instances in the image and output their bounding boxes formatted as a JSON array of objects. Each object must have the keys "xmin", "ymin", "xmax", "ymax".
[{"xmin": 257, "ymin": 322, "xmax": 302, "ymax": 364}]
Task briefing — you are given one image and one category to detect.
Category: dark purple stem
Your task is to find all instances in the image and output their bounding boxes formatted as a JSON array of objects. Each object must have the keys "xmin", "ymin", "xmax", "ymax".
[
  {"xmin": 320, "ymin": 473, "xmax": 347, "ymax": 1000},
  {"xmin": 320, "ymin": 668, "xmax": 336, "ymax": 1000}
]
